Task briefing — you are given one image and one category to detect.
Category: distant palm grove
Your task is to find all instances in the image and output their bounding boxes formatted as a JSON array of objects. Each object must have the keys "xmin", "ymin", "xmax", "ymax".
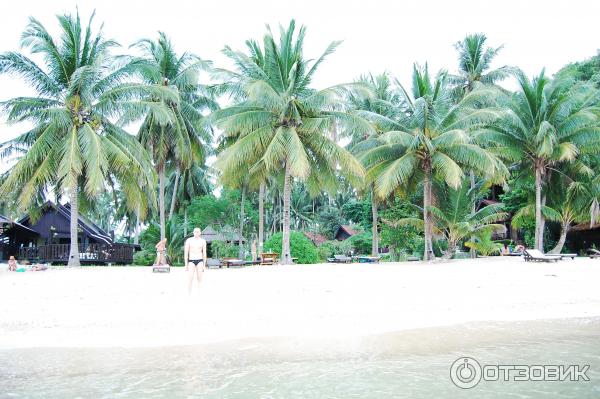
[{"xmin": 2, "ymin": 10, "xmax": 600, "ymax": 266}]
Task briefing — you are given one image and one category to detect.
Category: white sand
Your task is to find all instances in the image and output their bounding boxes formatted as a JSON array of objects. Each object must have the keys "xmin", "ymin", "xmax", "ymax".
[{"xmin": 1, "ymin": 256, "xmax": 600, "ymax": 349}]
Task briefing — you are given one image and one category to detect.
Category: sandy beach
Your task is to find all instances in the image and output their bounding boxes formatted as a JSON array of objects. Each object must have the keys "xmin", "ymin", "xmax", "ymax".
[{"xmin": 1, "ymin": 257, "xmax": 600, "ymax": 349}]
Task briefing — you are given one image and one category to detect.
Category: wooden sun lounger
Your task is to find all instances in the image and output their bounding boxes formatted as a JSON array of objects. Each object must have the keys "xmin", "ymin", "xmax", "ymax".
[
  {"xmin": 523, "ymin": 250, "xmax": 560, "ymax": 263},
  {"xmin": 222, "ymin": 258, "xmax": 245, "ymax": 268}
]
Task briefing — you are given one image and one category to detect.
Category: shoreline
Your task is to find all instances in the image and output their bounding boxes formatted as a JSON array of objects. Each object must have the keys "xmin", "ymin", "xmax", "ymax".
[{"xmin": 2, "ymin": 257, "xmax": 600, "ymax": 349}]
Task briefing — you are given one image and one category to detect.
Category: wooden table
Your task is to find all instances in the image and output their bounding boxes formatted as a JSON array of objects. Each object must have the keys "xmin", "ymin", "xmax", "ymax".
[{"xmin": 260, "ymin": 253, "xmax": 279, "ymax": 265}]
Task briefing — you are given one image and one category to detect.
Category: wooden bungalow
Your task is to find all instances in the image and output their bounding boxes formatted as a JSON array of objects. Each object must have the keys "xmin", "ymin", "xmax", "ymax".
[
  {"xmin": 303, "ymin": 231, "xmax": 328, "ymax": 246},
  {"xmin": 334, "ymin": 225, "xmax": 360, "ymax": 241},
  {"xmin": 0, "ymin": 201, "xmax": 134, "ymax": 264},
  {"xmin": 567, "ymin": 222, "xmax": 600, "ymax": 253},
  {"xmin": 200, "ymin": 224, "xmax": 245, "ymax": 257}
]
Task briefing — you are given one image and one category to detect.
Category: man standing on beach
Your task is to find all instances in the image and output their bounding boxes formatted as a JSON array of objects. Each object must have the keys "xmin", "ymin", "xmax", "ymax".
[{"xmin": 184, "ymin": 227, "xmax": 207, "ymax": 295}]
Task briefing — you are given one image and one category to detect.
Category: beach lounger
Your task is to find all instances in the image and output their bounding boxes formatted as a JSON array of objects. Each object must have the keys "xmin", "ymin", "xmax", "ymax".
[
  {"xmin": 587, "ymin": 249, "xmax": 600, "ymax": 259},
  {"xmin": 356, "ymin": 256, "xmax": 381, "ymax": 263},
  {"xmin": 523, "ymin": 250, "xmax": 560, "ymax": 263},
  {"xmin": 222, "ymin": 258, "xmax": 245, "ymax": 268},
  {"xmin": 152, "ymin": 264, "xmax": 170, "ymax": 273},
  {"xmin": 332, "ymin": 255, "xmax": 352, "ymax": 263},
  {"xmin": 556, "ymin": 253, "xmax": 577, "ymax": 260},
  {"xmin": 207, "ymin": 258, "xmax": 222, "ymax": 268}
]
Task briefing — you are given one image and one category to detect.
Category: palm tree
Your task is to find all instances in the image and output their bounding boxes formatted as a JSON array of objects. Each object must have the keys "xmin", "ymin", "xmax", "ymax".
[
  {"xmin": 448, "ymin": 33, "xmax": 513, "ymax": 98},
  {"xmin": 0, "ymin": 11, "xmax": 167, "ymax": 266},
  {"xmin": 214, "ymin": 21, "xmax": 367, "ymax": 264},
  {"xmin": 348, "ymin": 72, "xmax": 403, "ymax": 256},
  {"xmin": 362, "ymin": 64, "xmax": 506, "ymax": 260},
  {"xmin": 449, "ymin": 33, "xmax": 514, "ymax": 257},
  {"xmin": 388, "ymin": 179, "xmax": 507, "ymax": 259},
  {"xmin": 488, "ymin": 70, "xmax": 600, "ymax": 250},
  {"xmin": 166, "ymin": 163, "xmax": 213, "ymax": 236},
  {"xmin": 131, "ymin": 32, "xmax": 216, "ymax": 240}
]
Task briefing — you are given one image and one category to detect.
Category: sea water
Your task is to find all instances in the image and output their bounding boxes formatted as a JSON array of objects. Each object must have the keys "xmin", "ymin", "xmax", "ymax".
[{"xmin": 1, "ymin": 318, "xmax": 599, "ymax": 398}]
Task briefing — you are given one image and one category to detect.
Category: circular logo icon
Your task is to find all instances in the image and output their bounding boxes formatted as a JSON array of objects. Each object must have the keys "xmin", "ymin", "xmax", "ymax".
[{"xmin": 450, "ymin": 356, "xmax": 482, "ymax": 389}]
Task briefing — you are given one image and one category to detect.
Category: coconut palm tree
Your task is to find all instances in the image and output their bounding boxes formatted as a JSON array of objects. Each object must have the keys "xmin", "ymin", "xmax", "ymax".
[
  {"xmin": 448, "ymin": 33, "xmax": 514, "ymax": 98},
  {"xmin": 131, "ymin": 32, "xmax": 216, "ymax": 240},
  {"xmin": 348, "ymin": 72, "xmax": 404, "ymax": 256},
  {"xmin": 214, "ymin": 21, "xmax": 367, "ymax": 264},
  {"xmin": 487, "ymin": 70, "xmax": 600, "ymax": 250},
  {"xmin": 388, "ymin": 178, "xmax": 507, "ymax": 259},
  {"xmin": 0, "ymin": 11, "xmax": 170, "ymax": 266},
  {"xmin": 362, "ymin": 64, "xmax": 506, "ymax": 260}
]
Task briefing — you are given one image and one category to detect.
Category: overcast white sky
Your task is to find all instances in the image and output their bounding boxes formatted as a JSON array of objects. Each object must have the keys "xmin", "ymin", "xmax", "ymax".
[{"xmin": 1, "ymin": 0, "xmax": 599, "ymax": 142}]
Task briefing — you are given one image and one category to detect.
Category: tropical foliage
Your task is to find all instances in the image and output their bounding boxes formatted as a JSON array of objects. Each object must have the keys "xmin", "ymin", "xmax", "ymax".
[{"xmin": 2, "ymin": 11, "xmax": 600, "ymax": 264}]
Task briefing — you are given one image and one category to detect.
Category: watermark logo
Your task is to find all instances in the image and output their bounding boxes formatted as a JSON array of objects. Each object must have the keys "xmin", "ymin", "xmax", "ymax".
[
  {"xmin": 450, "ymin": 357, "xmax": 482, "ymax": 389},
  {"xmin": 450, "ymin": 357, "xmax": 590, "ymax": 389}
]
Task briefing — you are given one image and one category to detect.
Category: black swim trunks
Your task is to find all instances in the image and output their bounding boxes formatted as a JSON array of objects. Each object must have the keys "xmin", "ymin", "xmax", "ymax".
[{"xmin": 189, "ymin": 259, "xmax": 204, "ymax": 266}]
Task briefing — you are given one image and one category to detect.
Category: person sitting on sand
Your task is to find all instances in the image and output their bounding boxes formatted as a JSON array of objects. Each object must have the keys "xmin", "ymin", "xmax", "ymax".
[
  {"xmin": 501, "ymin": 243, "xmax": 510, "ymax": 255},
  {"xmin": 155, "ymin": 238, "xmax": 167, "ymax": 265},
  {"xmin": 8, "ymin": 256, "xmax": 17, "ymax": 271}
]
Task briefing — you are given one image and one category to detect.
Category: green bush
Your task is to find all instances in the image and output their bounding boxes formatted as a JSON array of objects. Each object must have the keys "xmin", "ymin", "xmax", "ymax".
[
  {"xmin": 317, "ymin": 240, "xmax": 353, "ymax": 260},
  {"xmin": 264, "ymin": 232, "xmax": 320, "ymax": 264},
  {"xmin": 133, "ymin": 250, "xmax": 155, "ymax": 266},
  {"xmin": 211, "ymin": 240, "xmax": 239, "ymax": 259},
  {"xmin": 347, "ymin": 232, "xmax": 372, "ymax": 255}
]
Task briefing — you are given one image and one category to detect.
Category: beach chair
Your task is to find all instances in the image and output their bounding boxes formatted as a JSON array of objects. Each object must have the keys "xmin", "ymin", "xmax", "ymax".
[
  {"xmin": 333, "ymin": 254, "xmax": 352, "ymax": 263},
  {"xmin": 207, "ymin": 258, "xmax": 222, "ymax": 269},
  {"xmin": 523, "ymin": 249, "xmax": 560, "ymax": 263},
  {"xmin": 152, "ymin": 264, "xmax": 170, "ymax": 273},
  {"xmin": 357, "ymin": 256, "xmax": 381, "ymax": 263},
  {"xmin": 222, "ymin": 258, "xmax": 245, "ymax": 268},
  {"xmin": 587, "ymin": 249, "xmax": 600, "ymax": 259}
]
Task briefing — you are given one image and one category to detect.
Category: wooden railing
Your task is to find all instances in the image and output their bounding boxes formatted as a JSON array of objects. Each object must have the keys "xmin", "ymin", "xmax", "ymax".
[{"xmin": 19, "ymin": 243, "xmax": 134, "ymax": 264}]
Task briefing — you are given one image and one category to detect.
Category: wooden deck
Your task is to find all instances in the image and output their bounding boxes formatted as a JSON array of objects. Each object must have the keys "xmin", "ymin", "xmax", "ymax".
[{"xmin": 19, "ymin": 243, "xmax": 134, "ymax": 264}]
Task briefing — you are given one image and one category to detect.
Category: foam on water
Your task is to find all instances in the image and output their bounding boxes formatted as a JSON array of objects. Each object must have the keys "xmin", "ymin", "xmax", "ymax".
[{"xmin": 1, "ymin": 317, "xmax": 599, "ymax": 398}]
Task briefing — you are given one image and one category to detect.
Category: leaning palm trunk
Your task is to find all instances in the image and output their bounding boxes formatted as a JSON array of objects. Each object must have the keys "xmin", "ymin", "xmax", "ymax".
[
  {"xmin": 68, "ymin": 188, "xmax": 81, "ymax": 267},
  {"xmin": 534, "ymin": 164, "xmax": 544, "ymax": 251},
  {"xmin": 371, "ymin": 185, "xmax": 379, "ymax": 256},
  {"xmin": 549, "ymin": 222, "xmax": 569, "ymax": 254},
  {"xmin": 168, "ymin": 167, "xmax": 180, "ymax": 219},
  {"xmin": 423, "ymin": 165, "xmax": 434, "ymax": 261},
  {"xmin": 258, "ymin": 182, "xmax": 265, "ymax": 255},
  {"xmin": 158, "ymin": 164, "xmax": 166, "ymax": 240},
  {"xmin": 442, "ymin": 240, "xmax": 457, "ymax": 260},
  {"xmin": 238, "ymin": 186, "xmax": 245, "ymax": 260},
  {"xmin": 281, "ymin": 162, "xmax": 292, "ymax": 264}
]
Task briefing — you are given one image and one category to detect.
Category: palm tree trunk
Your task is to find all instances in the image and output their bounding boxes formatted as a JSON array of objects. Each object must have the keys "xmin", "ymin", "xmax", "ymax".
[
  {"xmin": 282, "ymin": 162, "xmax": 292, "ymax": 264},
  {"xmin": 371, "ymin": 185, "xmax": 379, "ymax": 256},
  {"xmin": 133, "ymin": 204, "xmax": 140, "ymax": 245},
  {"xmin": 184, "ymin": 207, "xmax": 188, "ymax": 237},
  {"xmin": 549, "ymin": 223, "xmax": 569, "ymax": 254},
  {"xmin": 534, "ymin": 164, "xmax": 543, "ymax": 251},
  {"xmin": 67, "ymin": 188, "xmax": 81, "ymax": 267},
  {"xmin": 442, "ymin": 240, "xmax": 456, "ymax": 260},
  {"xmin": 258, "ymin": 182, "xmax": 265, "ymax": 255},
  {"xmin": 423, "ymin": 163, "xmax": 434, "ymax": 261},
  {"xmin": 238, "ymin": 185, "xmax": 245, "ymax": 260},
  {"xmin": 469, "ymin": 171, "xmax": 477, "ymax": 258},
  {"xmin": 168, "ymin": 167, "xmax": 180, "ymax": 219},
  {"xmin": 158, "ymin": 164, "xmax": 166, "ymax": 240}
]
